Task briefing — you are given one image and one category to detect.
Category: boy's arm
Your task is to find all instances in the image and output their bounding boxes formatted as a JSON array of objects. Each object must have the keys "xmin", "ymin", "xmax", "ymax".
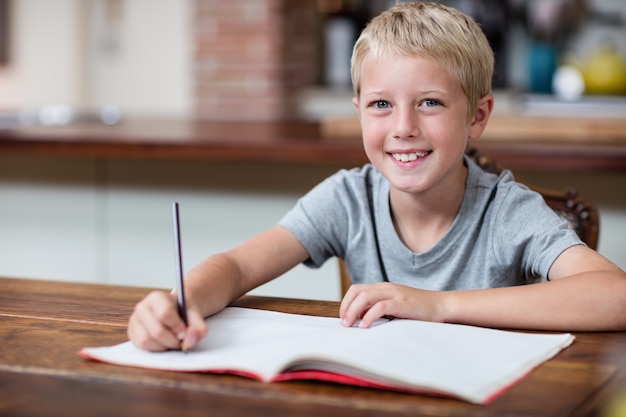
[
  {"xmin": 340, "ymin": 245, "xmax": 626, "ymax": 331},
  {"xmin": 185, "ymin": 225, "xmax": 310, "ymax": 318},
  {"xmin": 128, "ymin": 226, "xmax": 309, "ymax": 351},
  {"xmin": 443, "ymin": 245, "xmax": 626, "ymax": 331}
]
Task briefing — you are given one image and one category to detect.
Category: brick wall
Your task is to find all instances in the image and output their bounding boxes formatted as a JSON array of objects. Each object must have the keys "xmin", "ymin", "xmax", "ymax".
[{"xmin": 193, "ymin": 0, "xmax": 320, "ymax": 120}]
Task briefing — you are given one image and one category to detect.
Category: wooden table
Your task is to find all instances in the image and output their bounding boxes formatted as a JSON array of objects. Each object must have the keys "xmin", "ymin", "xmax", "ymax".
[{"xmin": 1, "ymin": 277, "xmax": 625, "ymax": 417}]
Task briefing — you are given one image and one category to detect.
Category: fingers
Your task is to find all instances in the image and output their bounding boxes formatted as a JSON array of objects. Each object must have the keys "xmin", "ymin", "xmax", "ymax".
[
  {"xmin": 128, "ymin": 291, "xmax": 189, "ymax": 351},
  {"xmin": 182, "ymin": 309, "xmax": 208, "ymax": 351},
  {"xmin": 358, "ymin": 301, "xmax": 393, "ymax": 328},
  {"xmin": 340, "ymin": 283, "xmax": 390, "ymax": 328},
  {"xmin": 340, "ymin": 283, "xmax": 427, "ymax": 328},
  {"xmin": 339, "ymin": 284, "xmax": 357, "ymax": 324}
]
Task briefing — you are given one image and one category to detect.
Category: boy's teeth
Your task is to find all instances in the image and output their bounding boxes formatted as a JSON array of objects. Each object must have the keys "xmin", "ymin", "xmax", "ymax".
[{"xmin": 392, "ymin": 152, "xmax": 428, "ymax": 162}]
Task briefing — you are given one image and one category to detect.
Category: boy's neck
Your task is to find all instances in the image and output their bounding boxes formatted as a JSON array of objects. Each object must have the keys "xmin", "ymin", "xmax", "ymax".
[{"xmin": 389, "ymin": 166, "xmax": 468, "ymax": 254}]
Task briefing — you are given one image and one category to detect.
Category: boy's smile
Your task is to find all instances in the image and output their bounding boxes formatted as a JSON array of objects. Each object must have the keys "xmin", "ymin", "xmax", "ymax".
[
  {"xmin": 353, "ymin": 53, "xmax": 489, "ymax": 200},
  {"xmin": 390, "ymin": 150, "xmax": 431, "ymax": 163}
]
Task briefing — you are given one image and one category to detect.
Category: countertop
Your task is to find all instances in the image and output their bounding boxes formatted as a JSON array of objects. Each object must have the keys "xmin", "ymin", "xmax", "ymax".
[{"xmin": 0, "ymin": 114, "xmax": 625, "ymax": 172}]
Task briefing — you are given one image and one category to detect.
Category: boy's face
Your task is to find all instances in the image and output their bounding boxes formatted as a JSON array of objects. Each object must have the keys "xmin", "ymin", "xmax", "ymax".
[{"xmin": 353, "ymin": 54, "xmax": 490, "ymax": 198}]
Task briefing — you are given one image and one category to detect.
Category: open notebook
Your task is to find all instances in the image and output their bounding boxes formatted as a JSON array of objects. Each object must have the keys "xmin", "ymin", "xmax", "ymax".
[{"xmin": 80, "ymin": 307, "xmax": 574, "ymax": 404}]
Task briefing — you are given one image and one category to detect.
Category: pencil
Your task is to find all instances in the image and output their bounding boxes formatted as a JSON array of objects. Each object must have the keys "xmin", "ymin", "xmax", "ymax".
[{"xmin": 172, "ymin": 202, "xmax": 188, "ymax": 352}]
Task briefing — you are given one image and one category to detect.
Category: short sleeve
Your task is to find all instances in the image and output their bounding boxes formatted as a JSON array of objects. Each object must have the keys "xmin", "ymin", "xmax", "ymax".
[
  {"xmin": 278, "ymin": 168, "xmax": 370, "ymax": 268},
  {"xmin": 489, "ymin": 178, "xmax": 584, "ymax": 281}
]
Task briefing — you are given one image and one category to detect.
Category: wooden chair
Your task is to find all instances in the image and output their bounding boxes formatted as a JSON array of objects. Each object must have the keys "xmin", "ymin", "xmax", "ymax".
[{"xmin": 338, "ymin": 147, "xmax": 599, "ymax": 295}]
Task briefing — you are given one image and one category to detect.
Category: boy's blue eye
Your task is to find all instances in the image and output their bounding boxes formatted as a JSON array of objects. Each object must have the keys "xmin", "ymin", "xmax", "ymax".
[
  {"xmin": 422, "ymin": 99, "xmax": 440, "ymax": 107},
  {"xmin": 373, "ymin": 100, "xmax": 389, "ymax": 109}
]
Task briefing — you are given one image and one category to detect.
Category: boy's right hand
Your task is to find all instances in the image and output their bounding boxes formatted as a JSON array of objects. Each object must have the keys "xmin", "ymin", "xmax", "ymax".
[{"xmin": 127, "ymin": 290, "xmax": 208, "ymax": 352}]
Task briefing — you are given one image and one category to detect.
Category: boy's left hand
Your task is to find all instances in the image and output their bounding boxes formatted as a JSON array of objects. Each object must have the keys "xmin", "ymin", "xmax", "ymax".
[{"xmin": 339, "ymin": 282, "xmax": 446, "ymax": 328}]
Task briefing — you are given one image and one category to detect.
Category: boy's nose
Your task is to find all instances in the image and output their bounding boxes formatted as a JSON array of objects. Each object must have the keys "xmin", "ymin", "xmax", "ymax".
[{"xmin": 391, "ymin": 107, "xmax": 419, "ymax": 139}]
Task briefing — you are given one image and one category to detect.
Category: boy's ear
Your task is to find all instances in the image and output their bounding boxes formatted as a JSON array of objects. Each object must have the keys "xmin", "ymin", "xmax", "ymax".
[
  {"xmin": 352, "ymin": 96, "xmax": 362, "ymax": 120},
  {"xmin": 468, "ymin": 94, "xmax": 494, "ymax": 140}
]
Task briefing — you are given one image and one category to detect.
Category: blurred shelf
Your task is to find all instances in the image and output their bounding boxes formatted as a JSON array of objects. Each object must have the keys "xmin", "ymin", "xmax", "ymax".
[{"xmin": 0, "ymin": 117, "xmax": 625, "ymax": 173}]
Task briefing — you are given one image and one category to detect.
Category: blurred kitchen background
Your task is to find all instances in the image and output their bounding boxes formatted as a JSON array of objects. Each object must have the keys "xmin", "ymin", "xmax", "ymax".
[
  {"xmin": 0, "ymin": 0, "xmax": 624, "ymax": 300},
  {"xmin": 1, "ymin": 0, "xmax": 625, "ymax": 121}
]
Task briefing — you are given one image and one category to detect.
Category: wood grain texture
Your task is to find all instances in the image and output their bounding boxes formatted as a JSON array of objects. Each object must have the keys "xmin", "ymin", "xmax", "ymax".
[{"xmin": 1, "ymin": 277, "xmax": 625, "ymax": 417}]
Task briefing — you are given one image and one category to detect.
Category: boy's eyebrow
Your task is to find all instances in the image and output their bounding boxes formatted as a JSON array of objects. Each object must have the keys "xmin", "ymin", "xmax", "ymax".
[
  {"xmin": 361, "ymin": 89, "xmax": 385, "ymax": 96},
  {"xmin": 361, "ymin": 88, "xmax": 448, "ymax": 97}
]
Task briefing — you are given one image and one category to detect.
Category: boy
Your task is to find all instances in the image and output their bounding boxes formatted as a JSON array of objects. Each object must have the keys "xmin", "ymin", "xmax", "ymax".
[{"xmin": 128, "ymin": 2, "xmax": 626, "ymax": 352}]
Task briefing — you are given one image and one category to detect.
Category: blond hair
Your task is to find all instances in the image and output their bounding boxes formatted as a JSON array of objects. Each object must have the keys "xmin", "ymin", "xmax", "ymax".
[{"xmin": 351, "ymin": 1, "xmax": 494, "ymax": 120}]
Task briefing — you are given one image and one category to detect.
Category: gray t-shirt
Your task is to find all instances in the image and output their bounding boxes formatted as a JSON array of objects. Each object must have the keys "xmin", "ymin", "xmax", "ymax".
[{"xmin": 278, "ymin": 157, "xmax": 583, "ymax": 290}]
